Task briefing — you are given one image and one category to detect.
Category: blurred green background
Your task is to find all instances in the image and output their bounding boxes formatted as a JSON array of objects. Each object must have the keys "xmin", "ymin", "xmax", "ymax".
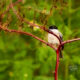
[{"xmin": 0, "ymin": 0, "xmax": 80, "ymax": 80}]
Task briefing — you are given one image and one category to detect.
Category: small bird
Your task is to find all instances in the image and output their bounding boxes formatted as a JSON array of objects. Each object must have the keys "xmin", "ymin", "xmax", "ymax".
[{"xmin": 48, "ymin": 25, "xmax": 64, "ymax": 58}]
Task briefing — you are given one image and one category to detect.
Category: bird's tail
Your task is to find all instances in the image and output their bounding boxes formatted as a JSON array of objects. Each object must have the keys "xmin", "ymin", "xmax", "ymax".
[
  {"xmin": 59, "ymin": 45, "xmax": 64, "ymax": 58},
  {"xmin": 59, "ymin": 50, "xmax": 63, "ymax": 58}
]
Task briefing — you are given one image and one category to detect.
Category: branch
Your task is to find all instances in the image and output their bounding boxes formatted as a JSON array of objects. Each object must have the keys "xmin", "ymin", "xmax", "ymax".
[
  {"xmin": 1, "ymin": 0, "xmax": 22, "ymax": 17},
  {"xmin": 10, "ymin": 2, "xmax": 62, "ymax": 44},
  {"xmin": 55, "ymin": 38, "xmax": 80, "ymax": 80},
  {"xmin": 62, "ymin": 38, "xmax": 80, "ymax": 45},
  {"xmin": 0, "ymin": 25, "xmax": 56, "ymax": 50},
  {"xmin": 55, "ymin": 49, "xmax": 60, "ymax": 80},
  {"xmin": 1, "ymin": 1, "xmax": 80, "ymax": 80}
]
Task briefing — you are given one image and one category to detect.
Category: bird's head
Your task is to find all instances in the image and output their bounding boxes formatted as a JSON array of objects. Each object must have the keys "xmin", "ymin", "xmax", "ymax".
[{"xmin": 49, "ymin": 25, "xmax": 58, "ymax": 29}]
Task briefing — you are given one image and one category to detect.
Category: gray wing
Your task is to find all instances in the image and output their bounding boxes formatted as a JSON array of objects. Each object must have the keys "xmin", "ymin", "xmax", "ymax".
[{"xmin": 59, "ymin": 32, "xmax": 64, "ymax": 50}]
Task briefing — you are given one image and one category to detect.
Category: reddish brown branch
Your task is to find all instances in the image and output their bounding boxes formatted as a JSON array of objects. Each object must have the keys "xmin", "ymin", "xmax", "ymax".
[
  {"xmin": 1, "ymin": 0, "xmax": 62, "ymax": 44},
  {"xmin": 55, "ymin": 38, "xmax": 80, "ymax": 80},
  {"xmin": 0, "ymin": 25, "xmax": 56, "ymax": 50},
  {"xmin": 56, "ymin": 38, "xmax": 80, "ymax": 80},
  {"xmin": 1, "ymin": 0, "xmax": 22, "ymax": 17},
  {"xmin": 1, "ymin": 1, "xmax": 80, "ymax": 80},
  {"xmin": 62, "ymin": 38, "xmax": 80, "ymax": 45},
  {"xmin": 10, "ymin": 2, "xmax": 62, "ymax": 44},
  {"xmin": 55, "ymin": 49, "xmax": 60, "ymax": 80}
]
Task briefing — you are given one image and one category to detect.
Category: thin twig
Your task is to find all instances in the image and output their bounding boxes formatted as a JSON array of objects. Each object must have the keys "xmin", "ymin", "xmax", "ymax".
[
  {"xmin": 1, "ymin": 0, "xmax": 22, "ymax": 17},
  {"xmin": 62, "ymin": 38, "xmax": 80, "ymax": 45}
]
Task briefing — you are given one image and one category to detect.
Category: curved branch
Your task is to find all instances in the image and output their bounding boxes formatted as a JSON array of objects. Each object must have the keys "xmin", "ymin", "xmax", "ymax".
[
  {"xmin": 62, "ymin": 38, "xmax": 80, "ymax": 45},
  {"xmin": 0, "ymin": 25, "xmax": 56, "ymax": 50},
  {"xmin": 10, "ymin": 2, "xmax": 61, "ymax": 44}
]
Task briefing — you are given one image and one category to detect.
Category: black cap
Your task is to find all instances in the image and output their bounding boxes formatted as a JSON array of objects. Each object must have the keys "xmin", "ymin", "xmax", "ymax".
[{"xmin": 49, "ymin": 25, "xmax": 58, "ymax": 29}]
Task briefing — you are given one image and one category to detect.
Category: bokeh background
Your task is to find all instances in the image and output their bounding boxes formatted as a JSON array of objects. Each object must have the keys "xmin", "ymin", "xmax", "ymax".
[{"xmin": 0, "ymin": 0, "xmax": 80, "ymax": 80}]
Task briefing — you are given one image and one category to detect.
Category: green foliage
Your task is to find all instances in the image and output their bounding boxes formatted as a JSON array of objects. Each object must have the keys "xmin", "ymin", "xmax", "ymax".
[{"xmin": 0, "ymin": 0, "xmax": 80, "ymax": 80}]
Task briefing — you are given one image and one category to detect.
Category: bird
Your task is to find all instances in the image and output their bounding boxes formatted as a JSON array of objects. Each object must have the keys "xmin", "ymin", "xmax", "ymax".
[{"xmin": 48, "ymin": 25, "xmax": 64, "ymax": 58}]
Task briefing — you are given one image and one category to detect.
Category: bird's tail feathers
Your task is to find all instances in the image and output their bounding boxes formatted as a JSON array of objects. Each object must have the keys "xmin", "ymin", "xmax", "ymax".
[{"xmin": 59, "ymin": 50, "xmax": 63, "ymax": 58}]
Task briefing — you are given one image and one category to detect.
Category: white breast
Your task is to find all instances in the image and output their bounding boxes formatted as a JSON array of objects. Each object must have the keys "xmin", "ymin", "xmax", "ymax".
[{"xmin": 48, "ymin": 29, "xmax": 61, "ymax": 45}]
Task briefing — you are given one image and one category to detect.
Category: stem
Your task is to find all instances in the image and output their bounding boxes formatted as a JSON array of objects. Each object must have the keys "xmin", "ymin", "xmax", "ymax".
[
  {"xmin": 55, "ymin": 49, "xmax": 60, "ymax": 80},
  {"xmin": 1, "ymin": 0, "xmax": 22, "ymax": 17},
  {"xmin": 10, "ymin": 3, "xmax": 61, "ymax": 44},
  {"xmin": 0, "ymin": 25, "xmax": 56, "ymax": 50},
  {"xmin": 62, "ymin": 38, "xmax": 80, "ymax": 45}
]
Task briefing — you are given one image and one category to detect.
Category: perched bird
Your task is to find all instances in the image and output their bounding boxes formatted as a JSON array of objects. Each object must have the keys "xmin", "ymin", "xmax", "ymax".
[{"xmin": 48, "ymin": 25, "xmax": 64, "ymax": 58}]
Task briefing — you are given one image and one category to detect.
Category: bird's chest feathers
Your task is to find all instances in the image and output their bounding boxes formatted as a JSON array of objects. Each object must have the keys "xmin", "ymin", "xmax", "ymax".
[{"xmin": 48, "ymin": 30, "xmax": 60, "ymax": 44}]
